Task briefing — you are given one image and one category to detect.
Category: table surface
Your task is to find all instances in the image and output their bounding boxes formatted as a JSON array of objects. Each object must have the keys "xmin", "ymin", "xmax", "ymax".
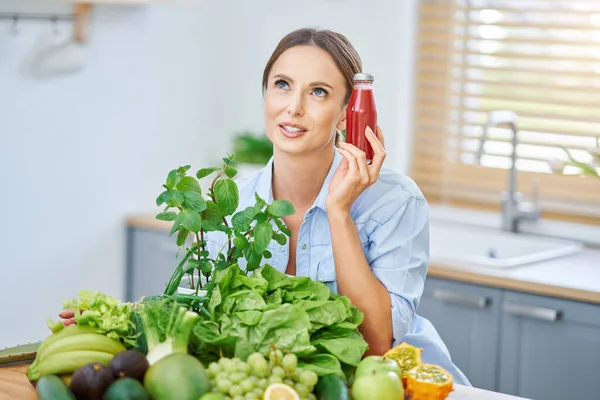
[{"xmin": 0, "ymin": 362, "xmax": 530, "ymax": 400}]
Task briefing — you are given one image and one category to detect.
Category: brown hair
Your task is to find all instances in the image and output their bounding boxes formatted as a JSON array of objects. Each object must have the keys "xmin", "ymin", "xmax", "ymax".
[{"xmin": 262, "ymin": 28, "xmax": 363, "ymax": 145}]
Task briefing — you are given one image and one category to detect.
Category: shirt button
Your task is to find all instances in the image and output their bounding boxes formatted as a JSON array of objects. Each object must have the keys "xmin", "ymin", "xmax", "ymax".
[{"xmin": 302, "ymin": 243, "xmax": 307, "ymax": 250}]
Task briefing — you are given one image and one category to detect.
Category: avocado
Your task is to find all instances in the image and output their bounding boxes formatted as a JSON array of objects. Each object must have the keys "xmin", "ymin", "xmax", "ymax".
[
  {"xmin": 70, "ymin": 362, "xmax": 115, "ymax": 400},
  {"xmin": 144, "ymin": 353, "xmax": 211, "ymax": 400},
  {"xmin": 108, "ymin": 350, "xmax": 149, "ymax": 383},
  {"xmin": 103, "ymin": 378, "xmax": 150, "ymax": 400}
]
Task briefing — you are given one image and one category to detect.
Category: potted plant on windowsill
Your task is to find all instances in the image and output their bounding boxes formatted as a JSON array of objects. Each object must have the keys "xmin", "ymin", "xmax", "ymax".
[
  {"xmin": 231, "ymin": 131, "xmax": 273, "ymax": 177},
  {"xmin": 154, "ymin": 154, "xmax": 295, "ymax": 299},
  {"xmin": 549, "ymin": 139, "xmax": 600, "ymax": 179}
]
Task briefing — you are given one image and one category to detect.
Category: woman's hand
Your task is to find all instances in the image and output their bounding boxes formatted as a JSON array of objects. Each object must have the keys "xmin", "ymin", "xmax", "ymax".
[
  {"xmin": 327, "ymin": 126, "xmax": 386, "ymax": 214},
  {"xmin": 58, "ymin": 309, "xmax": 77, "ymax": 326}
]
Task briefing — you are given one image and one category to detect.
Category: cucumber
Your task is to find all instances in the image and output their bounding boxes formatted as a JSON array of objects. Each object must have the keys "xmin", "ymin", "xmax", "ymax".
[
  {"xmin": 314, "ymin": 374, "xmax": 350, "ymax": 400},
  {"xmin": 36, "ymin": 375, "xmax": 76, "ymax": 400}
]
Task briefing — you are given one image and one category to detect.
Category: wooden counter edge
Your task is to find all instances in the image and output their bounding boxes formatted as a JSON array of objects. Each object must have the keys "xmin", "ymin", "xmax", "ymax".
[{"xmin": 428, "ymin": 263, "xmax": 600, "ymax": 304}]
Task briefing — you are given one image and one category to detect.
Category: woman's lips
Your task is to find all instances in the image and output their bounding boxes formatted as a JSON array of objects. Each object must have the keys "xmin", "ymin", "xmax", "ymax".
[{"xmin": 279, "ymin": 124, "xmax": 307, "ymax": 139}]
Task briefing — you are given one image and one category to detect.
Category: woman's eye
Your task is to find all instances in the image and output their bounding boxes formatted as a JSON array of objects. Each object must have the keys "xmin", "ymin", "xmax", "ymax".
[
  {"xmin": 312, "ymin": 87, "xmax": 328, "ymax": 97},
  {"xmin": 275, "ymin": 79, "xmax": 289, "ymax": 90}
]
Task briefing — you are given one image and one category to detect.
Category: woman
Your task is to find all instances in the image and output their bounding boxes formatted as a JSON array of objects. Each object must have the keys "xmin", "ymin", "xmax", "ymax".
[
  {"xmin": 218, "ymin": 27, "xmax": 470, "ymax": 386},
  {"xmin": 62, "ymin": 27, "xmax": 470, "ymax": 386}
]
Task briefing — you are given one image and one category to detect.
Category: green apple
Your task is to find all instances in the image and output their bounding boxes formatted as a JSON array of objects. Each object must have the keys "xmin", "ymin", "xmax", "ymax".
[
  {"xmin": 352, "ymin": 370, "xmax": 404, "ymax": 400},
  {"xmin": 355, "ymin": 355, "xmax": 402, "ymax": 380}
]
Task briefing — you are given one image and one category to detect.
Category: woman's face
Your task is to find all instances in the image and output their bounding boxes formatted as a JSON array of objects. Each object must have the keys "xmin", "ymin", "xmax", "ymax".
[{"xmin": 264, "ymin": 45, "xmax": 347, "ymax": 156}]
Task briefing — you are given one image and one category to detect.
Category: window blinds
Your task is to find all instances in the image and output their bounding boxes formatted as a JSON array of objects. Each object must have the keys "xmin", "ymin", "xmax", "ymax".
[{"xmin": 411, "ymin": 0, "xmax": 600, "ymax": 222}]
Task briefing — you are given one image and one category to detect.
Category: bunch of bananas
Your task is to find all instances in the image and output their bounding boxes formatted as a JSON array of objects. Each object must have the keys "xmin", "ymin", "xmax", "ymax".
[{"xmin": 27, "ymin": 325, "xmax": 126, "ymax": 383}]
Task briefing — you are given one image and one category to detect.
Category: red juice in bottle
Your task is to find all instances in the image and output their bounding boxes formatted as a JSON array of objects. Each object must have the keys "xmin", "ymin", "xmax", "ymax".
[{"xmin": 345, "ymin": 73, "xmax": 377, "ymax": 162}]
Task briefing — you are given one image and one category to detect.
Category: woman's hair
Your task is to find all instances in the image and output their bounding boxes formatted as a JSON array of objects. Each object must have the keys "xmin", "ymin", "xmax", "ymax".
[{"xmin": 262, "ymin": 28, "xmax": 363, "ymax": 145}]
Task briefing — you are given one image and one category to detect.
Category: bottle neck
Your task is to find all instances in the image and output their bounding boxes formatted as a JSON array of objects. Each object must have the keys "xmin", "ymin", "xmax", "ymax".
[{"xmin": 353, "ymin": 80, "xmax": 373, "ymax": 90}]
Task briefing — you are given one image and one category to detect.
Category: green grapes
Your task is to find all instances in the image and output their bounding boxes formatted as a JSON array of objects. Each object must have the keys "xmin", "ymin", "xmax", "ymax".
[{"xmin": 206, "ymin": 349, "xmax": 322, "ymax": 400}]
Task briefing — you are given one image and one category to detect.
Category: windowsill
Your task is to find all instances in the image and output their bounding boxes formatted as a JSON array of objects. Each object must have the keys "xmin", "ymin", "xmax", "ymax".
[{"xmin": 428, "ymin": 204, "xmax": 600, "ymax": 249}]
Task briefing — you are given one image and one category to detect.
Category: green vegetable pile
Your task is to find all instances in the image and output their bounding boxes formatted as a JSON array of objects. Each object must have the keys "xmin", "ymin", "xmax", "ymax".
[
  {"xmin": 190, "ymin": 264, "xmax": 369, "ymax": 381},
  {"xmin": 49, "ymin": 290, "xmax": 138, "ymax": 348}
]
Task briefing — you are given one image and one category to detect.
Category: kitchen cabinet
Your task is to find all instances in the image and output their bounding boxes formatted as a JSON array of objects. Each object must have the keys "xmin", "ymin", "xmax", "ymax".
[
  {"xmin": 418, "ymin": 278, "xmax": 503, "ymax": 391},
  {"xmin": 498, "ymin": 291, "xmax": 600, "ymax": 400},
  {"xmin": 125, "ymin": 227, "xmax": 180, "ymax": 302},
  {"xmin": 419, "ymin": 277, "xmax": 600, "ymax": 400}
]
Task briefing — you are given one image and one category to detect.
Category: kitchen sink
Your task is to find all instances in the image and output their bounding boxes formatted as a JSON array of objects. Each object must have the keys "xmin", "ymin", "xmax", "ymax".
[{"xmin": 429, "ymin": 220, "xmax": 584, "ymax": 268}]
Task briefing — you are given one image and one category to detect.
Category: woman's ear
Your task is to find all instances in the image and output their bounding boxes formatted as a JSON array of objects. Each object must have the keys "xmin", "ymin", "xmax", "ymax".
[{"xmin": 336, "ymin": 110, "xmax": 346, "ymax": 131}]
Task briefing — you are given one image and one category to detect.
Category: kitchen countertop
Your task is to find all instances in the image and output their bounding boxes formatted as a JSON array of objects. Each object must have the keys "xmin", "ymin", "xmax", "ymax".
[
  {"xmin": 0, "ymin": 362, "xmax": 530, "ymax": 400},
  {"xmin": 127, "ymin": 214, "xmax": 600, "ymax": 304}
]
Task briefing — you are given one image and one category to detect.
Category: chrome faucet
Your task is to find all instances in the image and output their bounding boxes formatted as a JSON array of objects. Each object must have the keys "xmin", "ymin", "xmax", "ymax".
[{"xmin": 476, "ymin": 110, "xmax": 542, "ymax": 233}]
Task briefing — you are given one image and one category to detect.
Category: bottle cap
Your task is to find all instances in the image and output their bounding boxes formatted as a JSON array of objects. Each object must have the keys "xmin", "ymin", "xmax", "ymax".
[{"xmin": 353, "ymin": 73, "xmax": 374, "ymax": 81}]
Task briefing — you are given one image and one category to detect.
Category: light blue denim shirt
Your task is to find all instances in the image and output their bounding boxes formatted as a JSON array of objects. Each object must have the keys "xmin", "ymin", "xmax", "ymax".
[{"xmin": 206, "ymin": 149, "xmax": 470, "ymax": 386}]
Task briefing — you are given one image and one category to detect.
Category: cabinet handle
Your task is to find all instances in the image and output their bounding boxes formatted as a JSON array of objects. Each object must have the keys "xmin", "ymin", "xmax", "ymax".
[
  {"xmin": 502, "ymin": 301, "xmax": 562, "ymax": 322},
  {"xmin": 432, "ymin": 290, "xmax": 491, "ymax": 309}
]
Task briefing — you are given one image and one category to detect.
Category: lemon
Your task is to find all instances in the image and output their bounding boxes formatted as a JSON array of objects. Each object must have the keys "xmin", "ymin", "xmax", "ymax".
[{"xmin": 262, "ymin": 383, "xmax": 300, "ymax": 400}]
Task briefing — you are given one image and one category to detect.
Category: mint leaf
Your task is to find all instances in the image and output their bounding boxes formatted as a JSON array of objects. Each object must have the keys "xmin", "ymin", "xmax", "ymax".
[
  {"xmin": 177, "ymin": 165, "xmax": 191, "ymax": 174},
  {"xmin": 156, "ymin": 191, "xmax": 168, "ymax": 206},
  {"xmin": 156, "ymin": 212, "xmax": 177, "ymax": 221},
  {"xmin": 232, "ymin": 207, "xmax": 254, "ymax": 232},
  {"xmin": 273, "ymin": 232, "xmax": 287, "ymax": 246},
  {"xmin": 233, "ymin": 234, "xmax": 248, "ymax": 250},
  {"xmin": 202, "ymin": 219, "xmax": 224, "ymax": 232},
  {"xmin": 225, "ymin": 166, "xmax": 238, "ymax": 178},
  {"xmin": 197, "ymin": 167, "xmax": 219, "ymax": 179},
  {"xmin": 253, "ymin": 221, "xmax": 273, "ymax": 253},
  {"xmin": 202, "ymin": 201, "xmax": 222, "ymax": 225},
  {"xmin": 185, "ymin": 258, "xmax": 201, "ymax": 273},
  {"xmin": 263, "ymin": 250, "xmax": 272, "ymax": 259},
  {"xmin": 177, "ymin": 176, "xmax": 202, "ymax": 193},
  {"xmin": 183, "ymin": 191, "xmax": 207, "ymax": 212},
  {"xmin": 214, "ymin": 179, "xmax": 239, "ymax": 216},
  {"xmin": 164, "ymin": 190, "xmax": 184, "ymax": 208},
  {"xmin": 274, "ymin": 218, "xmax": 292, "ymax": 236},
  {"xmin": 254, "ymin": 212, "xmax": 268, "ymax": 224},
  {"xmin": 201, "ymin": 260, "xmax": 213, "ymax": 274},
  {"xmin": 181, "ymin": 209, "xmax": 202, "ymax": 232},
  {"xmin": 267, "ymin": 200, "xmax": 295, "ymax": 217},
  {"xmin": 166, "ymin": 169, "xmax": 178, "ymax": 189},
  {"xmin": 244, "ymin": 244, "xmax": 262, "ymax": 271},
  {"xmin": 223, "ymin": 156, "xmax": 235, "ymax": 166},
  {"xmin": 169, "ymin": 212, "xmax": 183, "ymax": 236},
  {"xmin": 177, "ymin": 227, "xmax": 189, "ymax": 246}
]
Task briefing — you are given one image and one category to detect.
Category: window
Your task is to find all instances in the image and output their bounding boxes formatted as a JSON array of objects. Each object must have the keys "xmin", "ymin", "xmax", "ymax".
[{"xmin": 411, "ymin": 0, "xmax": 600, "ymax": 223}]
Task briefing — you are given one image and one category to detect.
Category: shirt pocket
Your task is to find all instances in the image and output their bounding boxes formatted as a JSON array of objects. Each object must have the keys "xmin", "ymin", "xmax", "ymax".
[
  {"xmin": 316, "ymin": 253, "xmax": 338, "ymax": 293},
  {"xmin": 315, "ymin": 239, "xmax": 371, "ymax": 294}
]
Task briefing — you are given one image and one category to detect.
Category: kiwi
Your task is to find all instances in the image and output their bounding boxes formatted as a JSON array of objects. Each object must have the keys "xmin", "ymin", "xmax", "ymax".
[{"xmin": 108, "ymin": 351, "xmax": 149, "ymax": 383}]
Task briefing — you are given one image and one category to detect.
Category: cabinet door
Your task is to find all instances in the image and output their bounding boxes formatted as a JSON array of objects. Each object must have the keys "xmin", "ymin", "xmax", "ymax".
[
  {"xmin": 418, "ymin": 278, "xmax": 503, "ymax": 391},
  {"xmin": 499, "ymin": 291, "xmax": 600, "ymax": 400},
  {"xmin": 126, "ymin": 228, "xmax": 181, "ymax": 302}
]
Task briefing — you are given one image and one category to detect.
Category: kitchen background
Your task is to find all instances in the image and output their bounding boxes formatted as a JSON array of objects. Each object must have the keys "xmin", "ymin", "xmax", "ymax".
[{"xmin": 1, "ymin": 1, "xmax": 599, "ymax": 399}]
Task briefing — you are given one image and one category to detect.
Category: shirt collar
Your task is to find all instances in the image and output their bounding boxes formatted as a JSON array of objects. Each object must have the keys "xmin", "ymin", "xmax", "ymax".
[{"xmin": 255, "ymin": 148, "xmax": 343, "ymax": 212}]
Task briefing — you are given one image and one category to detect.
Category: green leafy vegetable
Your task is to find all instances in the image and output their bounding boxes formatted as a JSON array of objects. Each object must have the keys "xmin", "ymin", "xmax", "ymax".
[
  {"xmin": 190, "ymin": 265, "xmax": 369, "ymax": 381},
  {"xmin": 58, "ymin": 290, "xmax": 138, "ymax": 348}
]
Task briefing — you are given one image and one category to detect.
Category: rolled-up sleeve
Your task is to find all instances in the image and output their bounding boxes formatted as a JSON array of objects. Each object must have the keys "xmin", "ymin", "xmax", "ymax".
[{"xmin": 366, "ymin": 196, "xmax": 430, "ymax": 345}]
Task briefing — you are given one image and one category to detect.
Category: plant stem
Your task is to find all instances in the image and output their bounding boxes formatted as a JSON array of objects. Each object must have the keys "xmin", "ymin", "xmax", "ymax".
[
  {"xmin": 195, "ymin": 232, "xmax": 203, "ymax": 289},
  {"xmin": 188, "ymin": 235, "xmax": 195, "ymax": 290},
  {"xmin": 164, "ymin": 248, "xmax": 193, "ymax": 296}
]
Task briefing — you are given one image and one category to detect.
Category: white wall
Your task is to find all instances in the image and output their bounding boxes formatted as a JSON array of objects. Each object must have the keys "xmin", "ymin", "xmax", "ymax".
[{"xmin": 0, "ymin": 0, "xmax": 417, "ymax": 348}]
